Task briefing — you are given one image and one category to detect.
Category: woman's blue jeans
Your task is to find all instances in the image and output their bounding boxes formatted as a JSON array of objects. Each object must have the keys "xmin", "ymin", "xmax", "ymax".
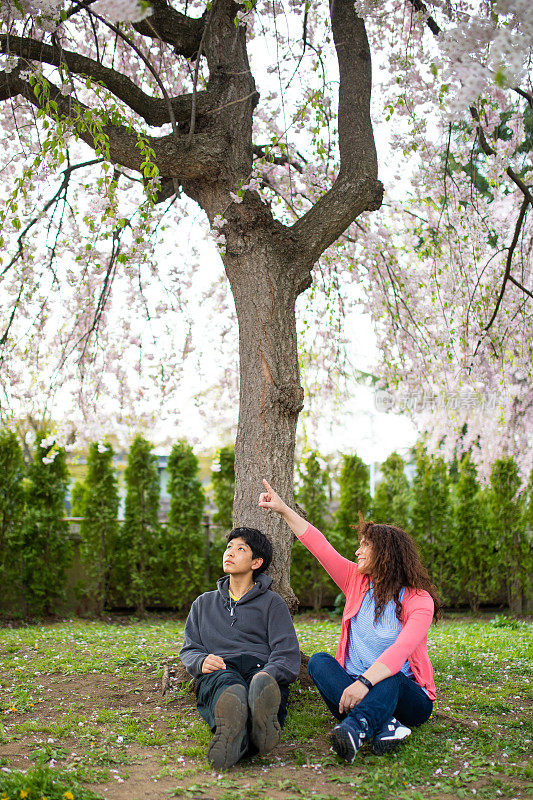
[{"xmin": 307, "ymin": 652, "xmax": 433, "ymax": 738}]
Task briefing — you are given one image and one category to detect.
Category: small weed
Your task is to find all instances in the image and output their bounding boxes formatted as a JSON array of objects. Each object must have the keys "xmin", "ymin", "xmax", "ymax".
[
  {"xmin": 283, "ymin": 689, "xmax": 330, "ymax": 741},
  {"xmin": 181, "ymin": 742, "xmax": 207, "ymax": 758},
  {"xmin": 187, "ymin": 718, "xmax": 212, "ymax": 745},
  {"xmin": 85, "ymin": 745, "xmax": 138, "ymax": 766},
  {"xmin": 29, "ymin": 743, "xmax": 69, "ymax": 766},
  {"xmin": 170, "ymin": 782, "xmax": 211, "ymax": 796},
  {"xmin": 489, "ymin": 614, "xmax": 523, "ymax": 629},
  {"xmin": 94, "ymin": 707, "xmax": 118, "ymax": 723},
  {"xmin": 70, "ymin": 764, "xmax": 111, "ymax": 783},
  {"xmin": 0, "ymin": 682, "xmax": 39, "ymax": 713}
]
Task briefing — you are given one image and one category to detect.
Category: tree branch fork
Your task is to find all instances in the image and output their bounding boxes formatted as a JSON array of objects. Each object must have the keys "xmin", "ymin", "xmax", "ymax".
[{"xmin": 0, "ymin": 0, "xmax": 383, "ymax": 287}]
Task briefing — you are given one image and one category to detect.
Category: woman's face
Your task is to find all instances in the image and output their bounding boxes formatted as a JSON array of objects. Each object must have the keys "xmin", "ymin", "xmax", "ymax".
[{"xmin": 355, "ymin": 537, "xmax": 373, "ymax": 574}]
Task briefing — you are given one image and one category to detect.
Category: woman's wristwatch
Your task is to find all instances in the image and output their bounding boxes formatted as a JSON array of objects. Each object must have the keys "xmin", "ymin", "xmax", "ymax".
[{"xmin": 356, "ymin": 675, "xmax": 374, "ymax": 690}]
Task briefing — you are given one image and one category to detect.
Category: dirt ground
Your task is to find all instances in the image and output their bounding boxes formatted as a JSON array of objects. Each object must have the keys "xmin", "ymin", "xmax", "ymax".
[{"xmin": 2, "ymin": 669, "xmax": 361, "ymax": 800}]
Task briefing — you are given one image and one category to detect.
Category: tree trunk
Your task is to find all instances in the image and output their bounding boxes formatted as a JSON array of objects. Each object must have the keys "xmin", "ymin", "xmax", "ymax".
[{"xmin": 225, "ymin": 236, "xmax": 310, "ymax": 613}]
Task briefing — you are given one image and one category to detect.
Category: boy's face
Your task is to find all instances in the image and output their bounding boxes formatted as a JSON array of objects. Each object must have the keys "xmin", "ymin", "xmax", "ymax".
[{"xmin": 223, "ymin": 537, "xmax": 263, "ymax": 578}]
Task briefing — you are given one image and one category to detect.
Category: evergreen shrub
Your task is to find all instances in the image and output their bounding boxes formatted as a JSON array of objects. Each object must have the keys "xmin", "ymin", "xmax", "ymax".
[
  {"xmin": 488, "ymin": 457, "xmax": 530, "ymax": 613},
  {"xmin": 0, "ymin": 428, "xmax": 26, "ymax": 612},
  {"xmin": 452, "ymin": 453, "xmax": 496, "ymax": 612},
  {"xmin": 23, "ymin": 432, "xmax": 71, "ymax": 616},
  {"xmin": 335, "ymin": 452, "xmax": 371, "ymax": 557},
  {"xmin": 69, "ymin": 480, "xmax": 87, "ymax": 517},
  {"xmin": 163, "ymin": 440, "xmax": 205, "ymax": 609},
  {"xmin": 118, "ymin": 435, "xmax": 161, "ymax": 614},
  {"xmin": 292, "ymin": 452, "xmax": 339, "ymax": 609},
  {"xmin": 79, "ymin": 441, "xmax": 119, "ymax": 615},
  {"xmin": 371, "ymin": 451, "xmax": 410, "ymax": 530},
  {"xmin": 410, "ymin": 443, "xmax": 452, "ymax": 601},
  {"xmin": 209, "ymin": 444, "xmax": 235, "ymax": 582}
]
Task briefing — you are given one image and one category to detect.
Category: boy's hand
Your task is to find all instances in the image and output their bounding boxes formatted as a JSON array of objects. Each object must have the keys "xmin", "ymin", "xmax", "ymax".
[
  {"xmin": 258, "ymin": 479, "xmax": 287, "ymax": 514},
  {"xmin": 202, "ymin": 654, "xmax": 226, "ymax": 673}
]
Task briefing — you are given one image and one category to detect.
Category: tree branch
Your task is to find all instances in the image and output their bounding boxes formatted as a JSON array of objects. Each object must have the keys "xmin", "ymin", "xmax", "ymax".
[
  {"xmin": 0, "ymin": 281, "xmax": 24, "ymax": 348},
  {"xmin": 252, "ymin": 144, "xmax": 304, "ymax": 173},
  {"xmin": 1, "ymin": 157, "xmax": 103, "ymax": 277},
  {"xmin": 132, "ymin": 0, "xmax": 206, "ymax": 58},
  {"xmin": 514, "ymin": 86, "xmax": 533, "ymax": 110},
  {"xmin": 472, "ymin": 196, "xmax": 530, "ymax": 359},
  {"xmin": 508, "ymin": 274, "xmax": 533, "ymax": 300},
  {"xmin": 179, "ymin": 0, "xmax": 258, "ymax": 205},
  {"xmin": 288, "ymin": 0, "xmax": 382, "ymax": 270},
  {"xmin": 187, "ymin": 0, "xmax": 217, "ymax": 147},
  {"xmin": 0, "ymin": 69, "xmax": 227, "ymax": 182},
  {"xmin": 408, "ymin": 0, "xmax": 442, "ymax": 36},
  {"xmin": 84, "ymin": 7, "xmax": 182, "ymax": 145},
  {"xmin": 0, "ymin": 33, "xmax": 211, "ymax": 128}
]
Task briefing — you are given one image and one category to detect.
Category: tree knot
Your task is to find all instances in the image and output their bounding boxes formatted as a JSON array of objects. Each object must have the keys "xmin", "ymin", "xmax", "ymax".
[
  {"xmin": 368, "ymin": 179, "xmax": 384, "ymax": 211},
  {"xmin": 267, "ymin": 382, "xmax": 304, "ymax": 416}
]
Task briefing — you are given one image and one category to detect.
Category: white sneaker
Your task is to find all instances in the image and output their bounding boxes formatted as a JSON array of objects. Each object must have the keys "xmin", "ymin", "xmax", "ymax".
[{"xmin": 372, "ymin": 717, "xmax": 411, "ymax": 755}]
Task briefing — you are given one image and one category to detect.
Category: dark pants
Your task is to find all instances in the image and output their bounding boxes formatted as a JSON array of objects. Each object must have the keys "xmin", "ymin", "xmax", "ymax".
[
  {"xmin": 307, "ymin": 652, "xmax": 433, "ymax": 738},
  {"xmin": 195, "ymin": 654, "xmax": 290, "ymax": 737}
]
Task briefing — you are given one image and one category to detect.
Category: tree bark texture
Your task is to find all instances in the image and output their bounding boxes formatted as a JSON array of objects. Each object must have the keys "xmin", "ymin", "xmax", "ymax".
[
  {"xmin": 225, "ymin": 237, "xmax": 306, "ymax": 612},
  {"xmin": 0, "ymin": 0, "xmax": 382, "ymax": 607}
]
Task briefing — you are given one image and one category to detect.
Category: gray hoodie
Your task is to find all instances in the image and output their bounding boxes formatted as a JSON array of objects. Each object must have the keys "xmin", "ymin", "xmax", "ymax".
[{"xmin": 179, "ymin": 574, "xmax": 301, "ymax": 684}]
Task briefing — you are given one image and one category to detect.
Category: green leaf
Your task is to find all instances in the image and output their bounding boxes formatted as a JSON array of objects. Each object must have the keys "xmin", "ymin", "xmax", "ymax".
[{"xmin": 494, "ymin": 69, "xmax": 507, "ymax": 88}]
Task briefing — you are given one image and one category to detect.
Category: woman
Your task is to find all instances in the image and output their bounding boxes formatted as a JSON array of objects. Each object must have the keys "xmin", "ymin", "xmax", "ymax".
[{"xmin": 258, "ymin": 479, "xmax": 441, "ymax": 762}]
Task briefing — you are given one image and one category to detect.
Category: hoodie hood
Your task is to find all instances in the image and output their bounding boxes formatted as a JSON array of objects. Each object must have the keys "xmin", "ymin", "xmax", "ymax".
[{"xmin": 216, "ymin": 572, "xmax": 273, "ymax": 603}]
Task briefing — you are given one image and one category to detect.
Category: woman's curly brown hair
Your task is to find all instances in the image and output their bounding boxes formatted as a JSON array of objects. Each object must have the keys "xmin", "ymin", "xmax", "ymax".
[{"xmin": 354, "ymin": 512, "xmax": 442, "ymax": 623}]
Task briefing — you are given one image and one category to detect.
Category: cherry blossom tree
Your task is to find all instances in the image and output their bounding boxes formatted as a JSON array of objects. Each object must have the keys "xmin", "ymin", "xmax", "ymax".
[{"xmin": 0, "ymin": 0, "xmax": 531, "ymax": 604}]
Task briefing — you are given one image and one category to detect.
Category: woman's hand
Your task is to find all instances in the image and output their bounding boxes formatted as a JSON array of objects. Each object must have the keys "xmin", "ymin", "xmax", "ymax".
[
  {"xmin": 339, "ymin": 680, "xmax": 369, "ymax": 714},
  {"xmin": 258, "ymin": 479, "xmax": 288, "ymax": 515},
  {"xmin": 201, "ymin": 654, "xmax": 226, "ymax": 674},
  {"xmin": 259, "ymin": 479, "xmax": 309, "ymax": 537}
]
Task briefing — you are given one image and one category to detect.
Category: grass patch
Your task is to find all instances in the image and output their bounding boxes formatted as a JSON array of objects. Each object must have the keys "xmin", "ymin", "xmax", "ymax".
[{"xmin": 0, "ymin": 765, "xmax": 103, "ymax": 799}]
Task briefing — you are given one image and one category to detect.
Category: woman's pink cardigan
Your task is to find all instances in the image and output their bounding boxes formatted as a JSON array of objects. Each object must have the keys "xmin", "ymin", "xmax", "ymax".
[{"xmin": 298, "ymin": 523, "xmax": 436, "ymax": 701}]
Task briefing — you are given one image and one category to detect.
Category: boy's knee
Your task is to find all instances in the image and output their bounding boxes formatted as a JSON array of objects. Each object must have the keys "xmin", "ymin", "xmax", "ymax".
[{"xmin": 307, "ymin": 652, "xmax": 334, "ymax": 679}]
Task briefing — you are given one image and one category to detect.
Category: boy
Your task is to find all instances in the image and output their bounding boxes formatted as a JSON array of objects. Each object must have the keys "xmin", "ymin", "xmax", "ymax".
[{"xmin": 179, "ymin": 527, "xmax": 300, "ymax": 769}]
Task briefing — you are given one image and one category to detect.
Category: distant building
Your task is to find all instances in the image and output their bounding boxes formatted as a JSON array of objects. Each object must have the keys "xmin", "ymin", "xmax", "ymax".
[{"xmin": 66, "ymin": 449, "xmax": 216, "ymax": 521}]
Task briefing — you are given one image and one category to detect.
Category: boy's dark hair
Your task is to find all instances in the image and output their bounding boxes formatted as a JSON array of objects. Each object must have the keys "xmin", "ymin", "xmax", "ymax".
[{"xmin": 227, "ymin": 527, "xmax": 273, "ymax": 577}]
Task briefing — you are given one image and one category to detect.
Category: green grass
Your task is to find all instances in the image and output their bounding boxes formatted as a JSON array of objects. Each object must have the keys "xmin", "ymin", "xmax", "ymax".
[
  {"xmin": 0, "ymin": 618, "xmax": 184, "ymax": 679},
  {"xmin": 0, "ymin": 765, "xmax": 103, "ymax": 800},
  {"xmin": 0, "ymin": 613, "xmax": 531, "ymax": 799}
]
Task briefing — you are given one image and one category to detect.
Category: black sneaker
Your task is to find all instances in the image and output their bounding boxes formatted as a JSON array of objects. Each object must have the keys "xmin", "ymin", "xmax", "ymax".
[
  {"xmin": 248, "ymin": 671, "xmax": 281, "ymax": 754},
  {"xmin": 330, "ymin": 717, "xmax": 369, "ymax": 763},
  {"xmin": 207, "ymin": 684, "xmax": 248, "ymax": 769},
  {"xmin": 372, "ymin": 717, "xmax": 411, "ymax": 755}
]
